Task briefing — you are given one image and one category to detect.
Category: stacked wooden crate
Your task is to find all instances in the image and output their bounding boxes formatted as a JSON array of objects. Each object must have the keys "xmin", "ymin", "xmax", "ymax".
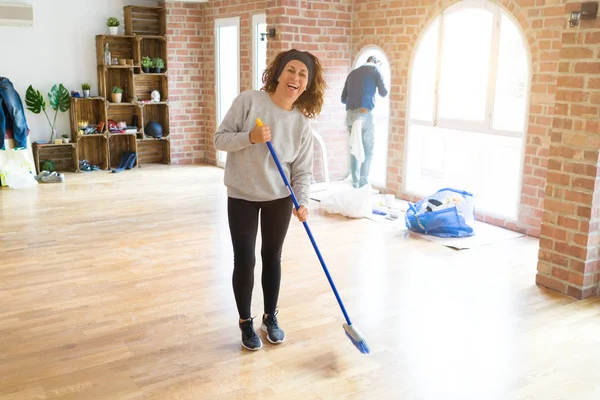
[{"xmin": 70, "ymin": 5, "xmax": 170, "ymax": 171}]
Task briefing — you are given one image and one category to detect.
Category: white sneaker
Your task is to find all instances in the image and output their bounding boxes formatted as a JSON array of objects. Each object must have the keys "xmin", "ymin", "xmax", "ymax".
[
  {"xmin": 34, "ymin": 171, "xmax": 50, "ymax": 181},
  {"xmin": 41, "ymin": 171, "xmax": 64, "ymax": 183}
]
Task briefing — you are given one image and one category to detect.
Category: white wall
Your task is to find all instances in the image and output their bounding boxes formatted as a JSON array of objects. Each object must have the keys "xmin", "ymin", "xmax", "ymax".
[{"xmin": 0, "ymin": 0, "xmax": 158, "ymax": 143}]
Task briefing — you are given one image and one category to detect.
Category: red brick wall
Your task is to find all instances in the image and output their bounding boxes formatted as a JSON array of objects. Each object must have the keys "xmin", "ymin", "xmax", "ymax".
[
  {"xmin": 536, "ymin": 2, "xmax": 600, "ymax": 299},
  {"xmin": 352, "ymin": 0, "xmax": 563, "ymax": 237},
  {"xmin": 165, "ymin": 2, "xmax": 205, "ymax": 165},
  {"xmin": 166, "ymin": 1, "xmax": 268, "ymax": 165},
  {"xmin": 267, "ymin": 0, "xmax": 353, "ymax": 181},
  {"xmin": 167, "ymin": 0, "xmax": 352, "ymax": 179},
  {"xmin": 202, "ymin": 0, "xmax": 269, "ymax": 165}
]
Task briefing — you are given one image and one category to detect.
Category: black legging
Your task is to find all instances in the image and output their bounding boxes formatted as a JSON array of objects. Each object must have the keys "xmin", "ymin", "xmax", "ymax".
[{"xmin": 227, "ymin": 195, "xmax": 293, "ymax": 320}]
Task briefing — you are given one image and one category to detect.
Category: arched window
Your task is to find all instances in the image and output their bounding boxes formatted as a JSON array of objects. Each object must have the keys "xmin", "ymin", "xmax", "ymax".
[
  {"xmin": 352, "ymin": 46, "xmax": 391, "ymax": 188},
  {"xmin": 405, "ymin": 1, "xmax": 529, "ymax": 219}
]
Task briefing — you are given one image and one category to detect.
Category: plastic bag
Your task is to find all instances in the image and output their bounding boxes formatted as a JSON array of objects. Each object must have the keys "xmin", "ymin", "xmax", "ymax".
[
  {"xmin": 0, "ymin": 148, "xmax": 37, "ymax": 189},
  {"xmin": 405, "ymin": 187, "xmax": 475, "ymax": 238},
  {"xmin": 319, "ymin": 184, "xmax": 372, "ymax": 218},
  {"xmin": 4, "ymin": 166, "xmax": 37, "ymax": 189},
  {"xmin": 0, "ymin": 147, "xmax": 36, "ymax": 187}
]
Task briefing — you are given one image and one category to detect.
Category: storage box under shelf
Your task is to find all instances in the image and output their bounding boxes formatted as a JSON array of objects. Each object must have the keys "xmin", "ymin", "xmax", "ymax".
[
  {"xmin": 33, "ymin": 143, "xmax": 78, "ymax": 174},
  {"xmin": 108, "ymin": 134, "xmax": 138, "ymax": 169},
  {"xmin": 141, "ymin": 103, "xmax": 169, "ymax": 139},
  {"xmin": 125, "ymin": 6, "xmax": 166, "ymax": 36},
  {"xmin": 69, "ymin": 97, "xmax": 107, "ymax": 140},
  {"xmin": 77, "ymin": 135, "xmax": 109, "ymax": 170},
  {"xmin": 137, "ymin": 138, "xmax": 170, "ymax": 165}
]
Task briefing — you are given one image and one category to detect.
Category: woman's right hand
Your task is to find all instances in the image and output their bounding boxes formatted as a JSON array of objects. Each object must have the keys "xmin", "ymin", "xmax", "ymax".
[{"xmin": 249, "ymin": 123, "xmax": 271, "ymax": 144}]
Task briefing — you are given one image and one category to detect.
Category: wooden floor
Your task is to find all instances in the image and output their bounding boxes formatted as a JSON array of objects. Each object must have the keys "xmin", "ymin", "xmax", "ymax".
[{"xmin": 1, "ymin": 165, "xmax": 599, "ymax": 400}]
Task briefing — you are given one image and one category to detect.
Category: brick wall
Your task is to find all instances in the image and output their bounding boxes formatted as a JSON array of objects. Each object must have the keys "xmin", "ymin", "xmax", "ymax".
[
  {"xmin": 267, "ymin": 0, "xmax": 353, "ymax": 181},
  {"xmin": 166, "ymin": 0, "xmax": 352, "ymax": 179},
  {"xmin": 352, "ymin": 0, "xmax": 564, "ymax": 237},
  {"xmin": 166, "ymin": 1, "xmax": 268, "ymax": 165},
  {"xmin": 201, "ymin": 0, "xmax": 269, "ymax": 165},
  {"xmin": 165, "ymin": 2, "xmax": 205, "ymax": 165},
  {"xmin": 536, "ymin": 2, "xmax": 600, "ymax": 299}
]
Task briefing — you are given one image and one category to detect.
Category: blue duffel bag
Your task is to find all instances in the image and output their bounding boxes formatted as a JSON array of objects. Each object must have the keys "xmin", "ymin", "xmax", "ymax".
[{"xmin": 405, "ymin": 188, "xmax": 476, "ymax": 238}]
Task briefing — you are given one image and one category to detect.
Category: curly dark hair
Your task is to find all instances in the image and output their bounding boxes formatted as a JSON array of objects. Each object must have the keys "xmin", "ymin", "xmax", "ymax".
[{"xmin": 261, "ymin": 49, "xmax": 327, "ymax": 119}]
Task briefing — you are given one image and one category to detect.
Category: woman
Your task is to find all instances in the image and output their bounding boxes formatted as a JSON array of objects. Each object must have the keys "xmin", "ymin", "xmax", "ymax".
[{"xmin": 214, "ymin": 49, "xmax": 326, "ymax": 351}]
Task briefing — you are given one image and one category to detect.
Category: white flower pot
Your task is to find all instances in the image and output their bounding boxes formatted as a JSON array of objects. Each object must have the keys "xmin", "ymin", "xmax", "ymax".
[{"xmin": 109, "ymin": 26, "xmax": 118, "ymax": 35}]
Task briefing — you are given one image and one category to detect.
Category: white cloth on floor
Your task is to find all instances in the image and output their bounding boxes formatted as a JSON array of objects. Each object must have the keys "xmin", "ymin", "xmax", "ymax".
[{"xmin": 349, "ymin": 117, "xmax": 364, "ymax": 163}]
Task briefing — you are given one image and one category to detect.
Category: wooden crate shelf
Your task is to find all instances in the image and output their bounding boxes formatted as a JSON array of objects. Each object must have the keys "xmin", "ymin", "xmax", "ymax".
[
  {"xmin": 108, "ymin": 134, "xmax": 138, "ymax": 169},
  {"xmin": 134, "ymin": 74, "xmax": 168, "ymax": 103},
  {"xmin": 96, "ymin": 35, "xmax": 137, "ymax": 66},
  {"xmin": 137, "ymin": 138, "xmax": 170, "ymax": 165},
  {"xmin": 33, "ymin": 143, "xmax": 78, "ymax": 174},
  {"xmin": 141, "ymin": 103, "xmax": 169, "ymax": 139},
  {"xmin": 139, "ymin": 36, "xmax": 167, "ymax": 72},
  {"xmin": 69, "ymin": 4, "xmax": 170, "ymax": 171},
  {"xmin": 124, "ymin": 6, "xmax": 166, "ymax": 36},
  {"xmin": 77, "ymin": 135, "xmax": 109, "ymax": 170},
  {"xmin": 107, "ymin": 103, "xmax": 142, "ymax": 136},
  {"xmin": 99, "ymin": 67, "xmax": 135, "ymax": 103},
  {"xmin": 69, "ymin": 97, "xmax": 107, "ymax": 140}
]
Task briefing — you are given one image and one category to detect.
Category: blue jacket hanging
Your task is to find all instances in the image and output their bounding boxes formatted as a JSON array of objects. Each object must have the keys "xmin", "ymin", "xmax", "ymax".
[{"xmin": 0, "ymin": 77, "xmax": 29, "ymax": 150}]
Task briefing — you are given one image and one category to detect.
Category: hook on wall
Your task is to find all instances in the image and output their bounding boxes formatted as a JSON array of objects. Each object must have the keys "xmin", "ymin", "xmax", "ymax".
[{"xmin": 260, "ymin": 28, "xmax": 276, "ymax": 41}]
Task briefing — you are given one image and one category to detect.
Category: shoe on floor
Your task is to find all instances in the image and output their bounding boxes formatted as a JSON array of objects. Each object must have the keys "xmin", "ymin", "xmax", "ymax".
[
  {"xmin": 34, "ymin": 170, "xmax": 50, "ymax": 181},
  {"xmin": 41, "ymin": 171, "xmax": 64, "ymax": 183},
  {"xmin": 261, "ymin": 311, "xmax": 285, "ymax": 344},
  {"xmin": 239, "ymin": 317, "xmax": 262, "ymax": 351}
]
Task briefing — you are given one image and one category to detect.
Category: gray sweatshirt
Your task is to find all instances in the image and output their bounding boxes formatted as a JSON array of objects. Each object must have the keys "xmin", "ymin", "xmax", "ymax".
[{"xmin": 214, "ymin": 90, "xmax": 313, "ymax": 207}]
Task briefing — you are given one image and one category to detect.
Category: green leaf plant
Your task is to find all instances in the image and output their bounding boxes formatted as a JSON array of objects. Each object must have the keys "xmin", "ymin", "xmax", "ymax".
[{"xmin": 25, "ymin": 84, "xmax": 70, "ymax": 142}]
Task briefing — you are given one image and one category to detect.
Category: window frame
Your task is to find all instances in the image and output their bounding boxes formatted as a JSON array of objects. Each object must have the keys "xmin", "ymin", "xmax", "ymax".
[
  {"xmin": 251, "ymin": 13, "xmax": 267, "ymax": 91},
  {"xmin": 408, "ymin": 2, "xmax": 531, "ymax": 140},
  {"xmin": 214, "ymin": 16, "xmax": 241, "ymax": 167},
  {"xmin": 403, "ymin": 2, "xmax": 531, "ymax": 220}
]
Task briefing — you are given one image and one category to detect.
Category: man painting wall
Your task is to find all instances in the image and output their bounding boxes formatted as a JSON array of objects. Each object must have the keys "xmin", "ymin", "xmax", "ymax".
[{"xmin": 341, "ymin": 56, "xmax": 388, "ymax": 188}]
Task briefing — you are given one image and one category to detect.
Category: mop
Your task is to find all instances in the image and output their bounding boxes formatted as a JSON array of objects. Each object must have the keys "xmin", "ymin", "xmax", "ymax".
[{"xmin": 256, "ymin": 118, "xmax": 370, "ymax": 355}]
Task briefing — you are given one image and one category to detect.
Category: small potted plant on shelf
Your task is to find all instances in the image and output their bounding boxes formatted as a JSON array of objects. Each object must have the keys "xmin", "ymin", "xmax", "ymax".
[
  {"xmin": 141, "ymin": 56, "xmax": 153, "ymax": 73},
  {"xmin": 81, "ymin": 83, "xmax": 90, "ymax": 98},
  {"xmin": 107, "ymin": 17, "xmax": 119, "ymax": 35},
  {"xmin": 62, "ymin": 134, "xmax": 70, "ymax": 144},
  {"xmin": 153, "ymin": 57, "xmax": 164, "ymax": 73},
  {"xmin": 111, "ymin": 86, "xmax": 123, "ymax": 103}
]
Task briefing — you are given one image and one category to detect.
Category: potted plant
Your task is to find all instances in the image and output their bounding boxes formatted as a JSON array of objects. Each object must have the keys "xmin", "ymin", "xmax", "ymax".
[
  {"xmin": 107, "ymin": 17, "xmax": 119, "ymax": 35},
  {"xmin": 62, "ymin": 134, "xmax": 70, "ymax": 143},
  {"xmin": 153, "ymin": 57, "xmax": 164, "ymax": 73},
  {"xmin": 25, "ymin": 84, "xmax": 70, "ymax": 143},
  {"xmin": 141, "ymin": 56, "xmax": 153, "ymax": 73},
  {"xmin": 111, "ymin": 86, "xmax": 123, "ymax": 103},
  {"xmin": 81, "ymin": 83, "xmax": 90, "ymax": 98}
]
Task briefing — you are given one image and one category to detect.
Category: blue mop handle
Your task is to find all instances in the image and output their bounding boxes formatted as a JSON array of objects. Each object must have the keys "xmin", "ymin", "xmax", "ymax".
[
  {"xmin": 266, "ymin": 141, "xmax": 352, "ymax": 326},
  {"xmin": 258, "ymin": 120, "xmax": 352, "ymax": 326}
]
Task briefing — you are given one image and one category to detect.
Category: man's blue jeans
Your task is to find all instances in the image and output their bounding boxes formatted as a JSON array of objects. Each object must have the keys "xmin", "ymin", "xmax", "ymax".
[
  {"xmin": 346, "ymin": 109, "xmax": 374, "ymax": 187},
  {"xmin": 0, "ymin": 77, "xmax": 29, "ymax": 150}
]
